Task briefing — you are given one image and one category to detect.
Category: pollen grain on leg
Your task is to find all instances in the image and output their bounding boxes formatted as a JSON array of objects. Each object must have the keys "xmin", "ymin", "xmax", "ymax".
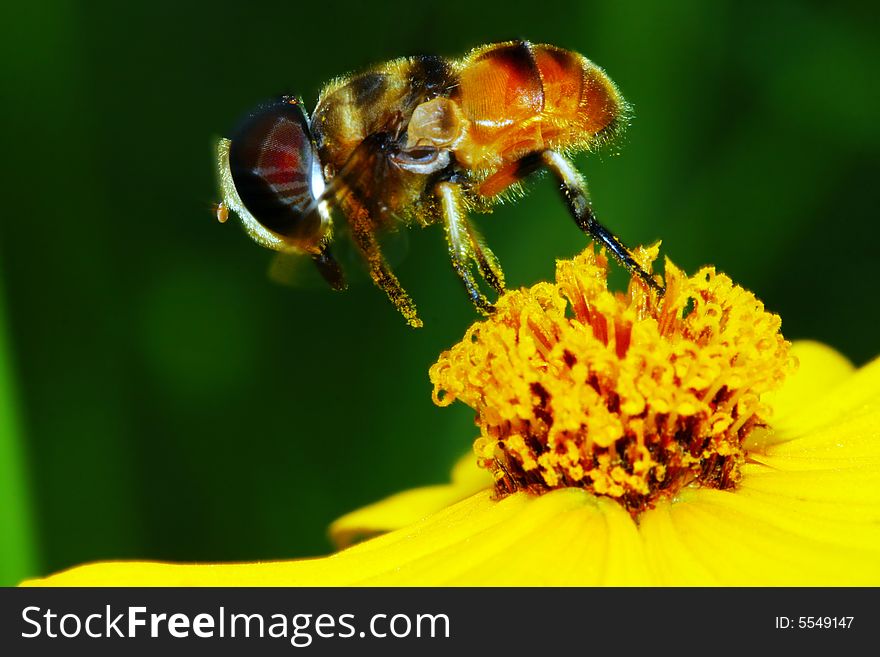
[{"xmin": 429, "ymin": 243, "xmax": 795, "ymax": 516}]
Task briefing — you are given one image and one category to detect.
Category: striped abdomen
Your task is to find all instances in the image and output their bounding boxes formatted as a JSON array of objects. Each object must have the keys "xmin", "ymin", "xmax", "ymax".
[{"xmin": 450, "ymin": 41, "xmax": 628, "ymax": 196}]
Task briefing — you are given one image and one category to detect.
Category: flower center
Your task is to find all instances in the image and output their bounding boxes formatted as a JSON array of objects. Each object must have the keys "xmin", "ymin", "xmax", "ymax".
[{"xmin": 430, "ymin": 244, "xmax": 794, "ymax": 516}]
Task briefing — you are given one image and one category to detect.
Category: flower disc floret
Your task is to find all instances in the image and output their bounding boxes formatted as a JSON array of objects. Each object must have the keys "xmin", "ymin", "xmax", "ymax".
[{"xmin": 430, "ymin": 244, "xmax": 794, "ymax": 515}]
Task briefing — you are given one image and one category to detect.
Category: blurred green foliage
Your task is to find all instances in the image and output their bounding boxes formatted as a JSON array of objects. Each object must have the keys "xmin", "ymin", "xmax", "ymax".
[
  {"xmin": 0, "ymin": 0, "xmax": 878, "ymax": 584},
  {"xmin": 0, "ymin": 283, "xmax": 36, "ymax": 584}
]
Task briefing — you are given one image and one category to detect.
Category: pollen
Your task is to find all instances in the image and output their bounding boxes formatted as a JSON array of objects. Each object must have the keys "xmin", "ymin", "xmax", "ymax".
[{"xmin": 429, "ymin": 244, "xmax": 795, "ymax": 515}]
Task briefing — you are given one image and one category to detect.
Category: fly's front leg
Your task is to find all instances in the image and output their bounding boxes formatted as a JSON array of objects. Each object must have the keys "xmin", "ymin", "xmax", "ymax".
[
  {"xmin": 311, "ymin": 235, "xmax": 347, "ymax": 291},
  {"xmin": 436, "ymin": 181, "xmax": 496, "ymax": 315},
  {"xmin": 348, "ymin": 210, "xmax": 423, "ymax": 328},
  {"xmin": 541, "ymin": 150, "xmax": 664, "ymax": 294}
]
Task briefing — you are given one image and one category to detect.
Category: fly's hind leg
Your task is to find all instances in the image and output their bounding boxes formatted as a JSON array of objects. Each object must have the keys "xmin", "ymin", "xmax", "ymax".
[
  {"xmin": 349, "ymin": 213, "xmax": 423, "ymax": 328},
  {"xmin": 436, "ymin": 181, "xmax": 502, "ymax": 314},
  {"xmin": 541, "ymin": 150, "xmax": 665, "ymax": 294}
]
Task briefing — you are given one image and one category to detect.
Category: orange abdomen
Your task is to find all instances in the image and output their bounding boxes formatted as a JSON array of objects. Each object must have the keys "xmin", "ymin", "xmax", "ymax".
[{"xmin": 451, "ymin": 42, "xmax": 626, "ymax": 197}]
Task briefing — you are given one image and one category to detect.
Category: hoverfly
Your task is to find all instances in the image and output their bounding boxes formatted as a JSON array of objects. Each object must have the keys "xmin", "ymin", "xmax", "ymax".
[{"xmin": 216, "ymin": 41, "xmax": 661, "ymax": 328}]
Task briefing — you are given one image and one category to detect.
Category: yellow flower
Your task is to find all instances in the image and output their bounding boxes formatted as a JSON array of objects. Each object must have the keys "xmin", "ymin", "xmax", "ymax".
[
  {"xmin": 23, "ymin": 247, "xmax": 880, "ymax": 586},
  {"xmin": 430, "ymin": 244, "xmax": 793, "ymax": 512}
]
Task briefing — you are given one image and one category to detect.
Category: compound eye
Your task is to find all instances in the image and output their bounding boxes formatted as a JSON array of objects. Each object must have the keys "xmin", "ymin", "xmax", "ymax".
[{"xmin": 227, "ymin": 96, "xmax": 324, "ymax": 242}]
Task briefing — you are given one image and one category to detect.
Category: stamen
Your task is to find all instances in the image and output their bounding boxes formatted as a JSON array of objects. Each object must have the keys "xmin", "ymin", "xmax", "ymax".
[{"xmin": 430, "ymin": 244, "xmax": 795, "ymax": 516}]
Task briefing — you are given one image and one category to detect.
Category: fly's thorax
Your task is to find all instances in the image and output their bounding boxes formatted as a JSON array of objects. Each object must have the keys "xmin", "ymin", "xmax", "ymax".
[
  {"xmin": 308, "ymin": 56, "xmax": 459, "ymax": 225},
  {"xmin": 311, "ymin": 56, "xmax": 457, "ymax": 172}
]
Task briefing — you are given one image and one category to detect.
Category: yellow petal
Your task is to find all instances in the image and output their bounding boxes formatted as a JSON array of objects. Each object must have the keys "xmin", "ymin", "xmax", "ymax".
[
  {"xmin": 749, "ymin": 353, "xmax": 880, "ymax": 470},
  {"xmin": 738, "ymin": 464, "xmax": 880, "ymax": 526},
  {"xmin": 329, "ymin": 453, "xmax": 493, "ymax": 548},
  {"xmin": 22, "ymin": 342, "xmax": 880, "ymax": 588},
  {"xmin": 681, "ymin": 352, "xmax": 880, "ymax": 585},
  {"xmin": 652, "ymin": 486, "xmax": 880, "ymax": 585},
  {"xmin": 764, "ymin": 340, "xmax": 855, "ymax": 421},
  {"xmin": 774, "ymin": 351, "xmax": 880, "ymax": 440},
  {"xmin": 746, "ymin": 341, "xmax": 855, "ymax": 451},
  {"xmin": 638, "ymin": 498, "xmax": 722, "ymax": 585},
  {"xmin": 25, "ymin": 489, "xmax": 650, "ymax": 586}
]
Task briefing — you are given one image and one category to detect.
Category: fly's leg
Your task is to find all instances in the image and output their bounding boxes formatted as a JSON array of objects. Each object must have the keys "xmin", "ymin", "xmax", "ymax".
[
  {"xmin": 465, "ymin": 221, "xmax": 505, "ymax": 294},
  {"xmin": 541, "ymin": 150, "xmax": 664, "ymax": 294},
  {"xmin": 349, "ymin": 212, "xmax": 423, "ymax": 328},
  {"xmin": 436, "ymin": 181, "xmax": 497, "ymax": 314},
  {"xmin": 311, "ymin": 235, "xmax": 347, "ymax": 291}
]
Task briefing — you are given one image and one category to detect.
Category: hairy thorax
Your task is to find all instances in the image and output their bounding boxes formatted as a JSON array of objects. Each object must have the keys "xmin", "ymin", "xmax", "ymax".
[{"xmin": 309, "ymin": 43, "xmax": 626, "ymax": 224}]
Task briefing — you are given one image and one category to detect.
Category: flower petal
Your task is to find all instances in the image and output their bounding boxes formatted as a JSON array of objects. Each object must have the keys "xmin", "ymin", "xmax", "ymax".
[
  {"xmin": 746, "ymin": 341, "xmax": 855, "ymax": 451},
  {"xmin": 329, "ymin": 453, "xmax": 493, "ymax": 548},
  {"xmin": 22, "ymin": 345, "xmax": 880, "ymax": 587},
  {"xmin": 638, "ymin": 498, "xmax": 722, "ymax": 585},
  {"xmin": 763, "ymin": 340, "xmax": 854, "ymax": 421},
  {"xmin": 749, "ymin": 353, "xmax": 880, "ymax": 469},
  {"xmin": 647, "ymin": 486, "xmax": 880, "ymax": 585},
  {"xmin": 738, "ymin": 464, "xmax": 880, "ymax": 528},
  {"xmin": 640, "ymin": 350, "xmax": 880, "ymax": 586},
  {"xmin": 782, "ymin": 349, "xmax": 878, "ymax": 437},
  {"xmin": 25, "ymin": 489, "xmax": 650, "ymax": 586}
]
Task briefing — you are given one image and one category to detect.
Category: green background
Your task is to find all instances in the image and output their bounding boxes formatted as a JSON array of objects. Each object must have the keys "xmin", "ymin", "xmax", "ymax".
[{"xmin": 1, "ymin": 0, "xmax": 878, "ymax": 585}]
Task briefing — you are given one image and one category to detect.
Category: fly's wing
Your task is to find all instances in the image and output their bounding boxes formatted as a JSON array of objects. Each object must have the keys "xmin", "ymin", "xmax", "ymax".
[{"xmin": 267, "ymin": 251, "xmax": 331, "ymax": 289}]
